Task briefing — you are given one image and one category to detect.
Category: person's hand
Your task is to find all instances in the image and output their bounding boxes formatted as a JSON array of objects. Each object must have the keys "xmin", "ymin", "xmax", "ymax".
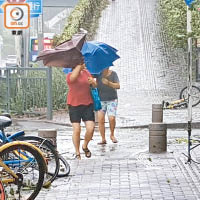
[
  {"xmin": 81, "ymin": 63, "xmax": 86, "ymax": 70},
  {"xmin": 88, "ymin": 77, "xmax": 97, "ymax": 87},
  {"xmin": 76, "ymin": 63, "xmax": 85, "ymax": 71},
  {"xmin": 102, "ymin": 78, "xmax": 109, "ymax": 85},
  {"xmin": 88, "ymin": 77, "xmax": 94, "ymax": 85}
]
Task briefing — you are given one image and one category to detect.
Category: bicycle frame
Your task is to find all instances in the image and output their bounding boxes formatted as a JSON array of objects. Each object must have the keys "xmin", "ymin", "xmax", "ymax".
[
  {"xmin": 0, "ymin": 179, "xmax": 5, "ymax": 200},
  {"xmin": 162, "ymin": 98, "xmax": 187, "ymax": 109},
  {"xmin": 0, "ymin": 130, "xmax": 25, "ymax": 143},
  {"xmin": 0, "ymin": 159, "xmax": 18, "ymax": 184}
]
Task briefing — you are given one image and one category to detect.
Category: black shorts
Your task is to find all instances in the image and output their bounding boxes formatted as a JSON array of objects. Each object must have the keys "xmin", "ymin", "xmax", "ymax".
[{"xmin": 68, "ymin": 104, "xmax": 95, "ymax": 123}]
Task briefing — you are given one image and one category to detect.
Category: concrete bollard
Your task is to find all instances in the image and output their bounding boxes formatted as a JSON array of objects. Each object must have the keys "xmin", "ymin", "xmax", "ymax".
[
  {"xmin": 149, "ymin": 123, "xmax": 167, "ymax": 153},
  {"xmin": 38, "ymin": 129, "xmax": 57, "ymax": 147},
  {"xmin": 152, "ymin": 104, "xmax": 163, "ymax": 123}
]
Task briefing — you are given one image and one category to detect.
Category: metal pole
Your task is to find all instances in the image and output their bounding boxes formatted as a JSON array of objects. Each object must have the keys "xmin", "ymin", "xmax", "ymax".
[
  {"xmin": 15, "ymin": 33, "xmax": 22, "ymax": 67},
  {"xmin": 23, "ymin": 29, "xmax": 30, "ymax": 67},
  {"xmin": 37, "ymin": 14, "xmax": 44, "ymax": 61},
  {"xmin": 0, "ymin": 36, "xmax": 2, "ymax": 63},
  {"xmin": 47, "ymin": 67, "xmax": 52, "ymax": 120},
  {"xmin": 22, "ymin": 30, "xmax": 26, "ymax": 67},
  {"xmin": 6, "ymin": 69, "xmax": 10, "ymax": 112},
  {"xmin": 187, "ymin": 7, "xmax": 192, "ymax": 163}
]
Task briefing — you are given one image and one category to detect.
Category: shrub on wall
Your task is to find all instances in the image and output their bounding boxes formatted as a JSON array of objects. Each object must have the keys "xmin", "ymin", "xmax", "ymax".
[
  {"xmin": 160, "ymin": 0, "xmax": 200, "ymax": 49},
  {"xmin": 53, "ymin": 0, "xmax": 108, "ymax": 46}
]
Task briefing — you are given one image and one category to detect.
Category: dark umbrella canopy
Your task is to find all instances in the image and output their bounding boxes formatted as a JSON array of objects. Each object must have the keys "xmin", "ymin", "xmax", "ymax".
[{"xmin": 36, "ymin": 32, "xmax": 86, "ymax": 68}]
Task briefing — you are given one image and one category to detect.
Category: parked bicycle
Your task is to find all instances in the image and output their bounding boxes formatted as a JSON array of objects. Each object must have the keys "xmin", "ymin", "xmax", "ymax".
[
  {"xmin": 0, "ymin": 114, "xmax": 70, "ymax": 187},
  {"xmin": 0, "ymin": 116, "xmax": 47, "ymax": 199},
  {"xmin": 17, "ymin": 135, "xmax": 70, "ymax": 180},
  {"xmin": 163, "ymin": 85, "xmax": 200, "ymax": 109},
  {"xmin": 179, "ymin": 85, "xmax": 200, "ymax": 107},
  {"xmin": 162, "ymin": 98, "xmax": 187, "ymax": 109}
]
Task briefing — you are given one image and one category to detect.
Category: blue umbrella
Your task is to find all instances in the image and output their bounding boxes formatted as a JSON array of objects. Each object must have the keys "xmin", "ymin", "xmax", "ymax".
[
  {"xmin": 81, "ymin": 41, "xmax": 120, "ymax": 74},
  {"xmin": 63, "ymin": 41, "xmax": 120, "ymax": 74},
  {"xmin": 63, "ymin": 68, "xmax": 72, "ymax": 74}
]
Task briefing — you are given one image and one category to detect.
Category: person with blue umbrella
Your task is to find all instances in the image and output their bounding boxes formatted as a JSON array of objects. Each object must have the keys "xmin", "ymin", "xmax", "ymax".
[
  {"xmin": 80, "ymin": 41, "xmax": 120, "ymax": 144},
  {"xmin": 63, "ymin": 40, "xmax": 120, "ymax": 145},
  {"xmin": 96, "ymin": 67, "xmax": 120, "ymax": 144}
]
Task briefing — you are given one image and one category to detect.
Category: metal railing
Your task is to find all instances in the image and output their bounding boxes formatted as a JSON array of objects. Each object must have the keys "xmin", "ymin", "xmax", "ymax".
[{"xmin": 0, "ymin": 66, "xmax": 52, "ymax": 119}]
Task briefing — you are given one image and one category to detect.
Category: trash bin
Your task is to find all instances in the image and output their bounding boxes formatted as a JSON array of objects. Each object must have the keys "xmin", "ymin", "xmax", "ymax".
[{"xmin": 38, "ymin": 129, "xmax": 57, "ymax": 147}]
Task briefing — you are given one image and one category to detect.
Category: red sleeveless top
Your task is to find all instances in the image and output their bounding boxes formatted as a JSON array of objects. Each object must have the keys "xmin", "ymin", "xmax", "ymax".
[{"xmin": 66, "ymin": 69, "xmax": 93, "ymax": 106}]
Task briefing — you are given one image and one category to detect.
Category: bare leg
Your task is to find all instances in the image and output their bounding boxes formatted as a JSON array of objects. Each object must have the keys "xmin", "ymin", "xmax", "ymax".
[
  {"xmin": 82, "ymin": 121, "xmax": 95, "ymax": 158},
  {"xmin": 108, "ymin": 116, "xmax": 117, "ymax": 143},
  {"xmin": 97, "ymin": 111, "xmax": 106, "ymax": 143},
  {"xmin": 83, "ymin": 120, "xmax": 95, "ymax": 149},
  {"xmin": 72, "ymin": 123, "xmax": 81, "ymax": 156}
]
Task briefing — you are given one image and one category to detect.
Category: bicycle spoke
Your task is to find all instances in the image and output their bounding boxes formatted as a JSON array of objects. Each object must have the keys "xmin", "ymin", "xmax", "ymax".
[
  {"xmin": 180, "ymin": 85, "xmax": 200, "ymax": 107},
  {"xmin": 0, "ymin": 143, "xmax": 46, "ymax": 199},
  {"xmin": 17, "ymin": 136, "xmax": 60, "ymax": 185}
]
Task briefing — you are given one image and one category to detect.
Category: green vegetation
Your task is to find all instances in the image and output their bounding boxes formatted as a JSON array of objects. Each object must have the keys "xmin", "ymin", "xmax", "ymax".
[
  {"xmin": 175, "ymin": 137, "xmax": 188, "ymax": 144},
  {"xmin": 52, "ymin": 68, "xmax": 68, "ymax": 110},
  {"xmin": 53, "ymin": 0, "xmax": 109, "ymax": 46},
  {"xmin": 3, "ymin": 68, "xmax": 68, "ymax": 115},
  {"xmin": 8, "ymin": 69, "xmax": 47, "ymax": 114},
  {"xmin": 0, "ymin": 0, "xmax": 109, "ymax": 115},
  {"xmin": 159, "ymin": 0, "xmax": 200, "ymax": 49}
]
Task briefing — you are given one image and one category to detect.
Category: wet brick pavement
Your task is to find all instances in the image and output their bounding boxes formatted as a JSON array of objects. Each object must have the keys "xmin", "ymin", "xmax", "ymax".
[
  {"xmin": 51, "ymin": 0, "xmax": 200, "ymax": 128},
  {"xmin": 10, "ymin": 124, "xmax": 200, "ymax": 200},
  {"xmin": 8, "ymin": 0, "xmax": 200, "ymax": 199}
]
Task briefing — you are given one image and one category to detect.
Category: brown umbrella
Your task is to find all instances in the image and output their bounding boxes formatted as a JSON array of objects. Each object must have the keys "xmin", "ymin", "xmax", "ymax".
[{"xmin": 36, "ymin": 32, "xmax": 86, "ymax": 68}]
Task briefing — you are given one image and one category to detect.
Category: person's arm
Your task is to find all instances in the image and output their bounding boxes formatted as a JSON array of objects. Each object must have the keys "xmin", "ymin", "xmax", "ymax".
[
  {"xmin": 102, "ymin": 78, "xmax": 120, "ymax": 89},
  {"xmin": 69, "ymin": 65, "xmax": 83, "ymax": 82}
]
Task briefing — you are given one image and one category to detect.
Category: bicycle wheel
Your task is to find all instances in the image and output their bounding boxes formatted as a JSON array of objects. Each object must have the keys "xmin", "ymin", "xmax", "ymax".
[
  {"xmin": 179, "ymin": 85, "xmax": 200, "ymax": 107},
  {"xmin": 0, "ymin": 180, "xmax": 6, "ymax": 200},
  {"xmin": 17, "ymin": 135, "xmax": 60, "ymax": 186},
  {"xmin": 0, "ymin": 142, "xmax": 46, "ymax": 200},
  {"xmin": 52, "ymin": 155, "xmax": 70, "ymax": 178}
]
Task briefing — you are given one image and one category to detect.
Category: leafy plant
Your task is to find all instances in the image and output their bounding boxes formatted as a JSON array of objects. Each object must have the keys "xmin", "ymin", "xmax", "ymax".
[
  {"xmin": 159, "ymin": 0, "xmax": 200, "ymax": 48},
  {"xmin": 53, "ymin": 0, "xmax": 109, "ymax": 46},
  {"xmin": 52, "ymin": 68, "xmax": 68, "ymax": 110}
]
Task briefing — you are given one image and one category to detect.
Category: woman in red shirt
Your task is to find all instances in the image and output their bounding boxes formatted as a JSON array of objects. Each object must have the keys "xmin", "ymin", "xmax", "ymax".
[{"xmin": 66, "ymin": 63, "xmax": 97, "ymax": 160}]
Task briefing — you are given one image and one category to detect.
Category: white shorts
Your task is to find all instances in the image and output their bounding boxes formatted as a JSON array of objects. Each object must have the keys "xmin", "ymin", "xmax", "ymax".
[{"xmin": 100, "ymin": 99, "xmax": 118, "ymax": 117}]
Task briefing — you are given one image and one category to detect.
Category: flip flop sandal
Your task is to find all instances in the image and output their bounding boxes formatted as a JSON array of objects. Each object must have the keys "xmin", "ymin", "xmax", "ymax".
[
  {"xmin": 75, "ymin": 154, "xmax": 81, "ymax": 160},
  {"xmin": 97, "ymin": 141, "xmax": 107, "ymax": 145},
  {"xmin": 82, "ymin": 147, "xmax": 91, "ymax": 158},
  {"xmin": 111, "ymin": 138, "xmax": 118, "ymax": 143}
]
